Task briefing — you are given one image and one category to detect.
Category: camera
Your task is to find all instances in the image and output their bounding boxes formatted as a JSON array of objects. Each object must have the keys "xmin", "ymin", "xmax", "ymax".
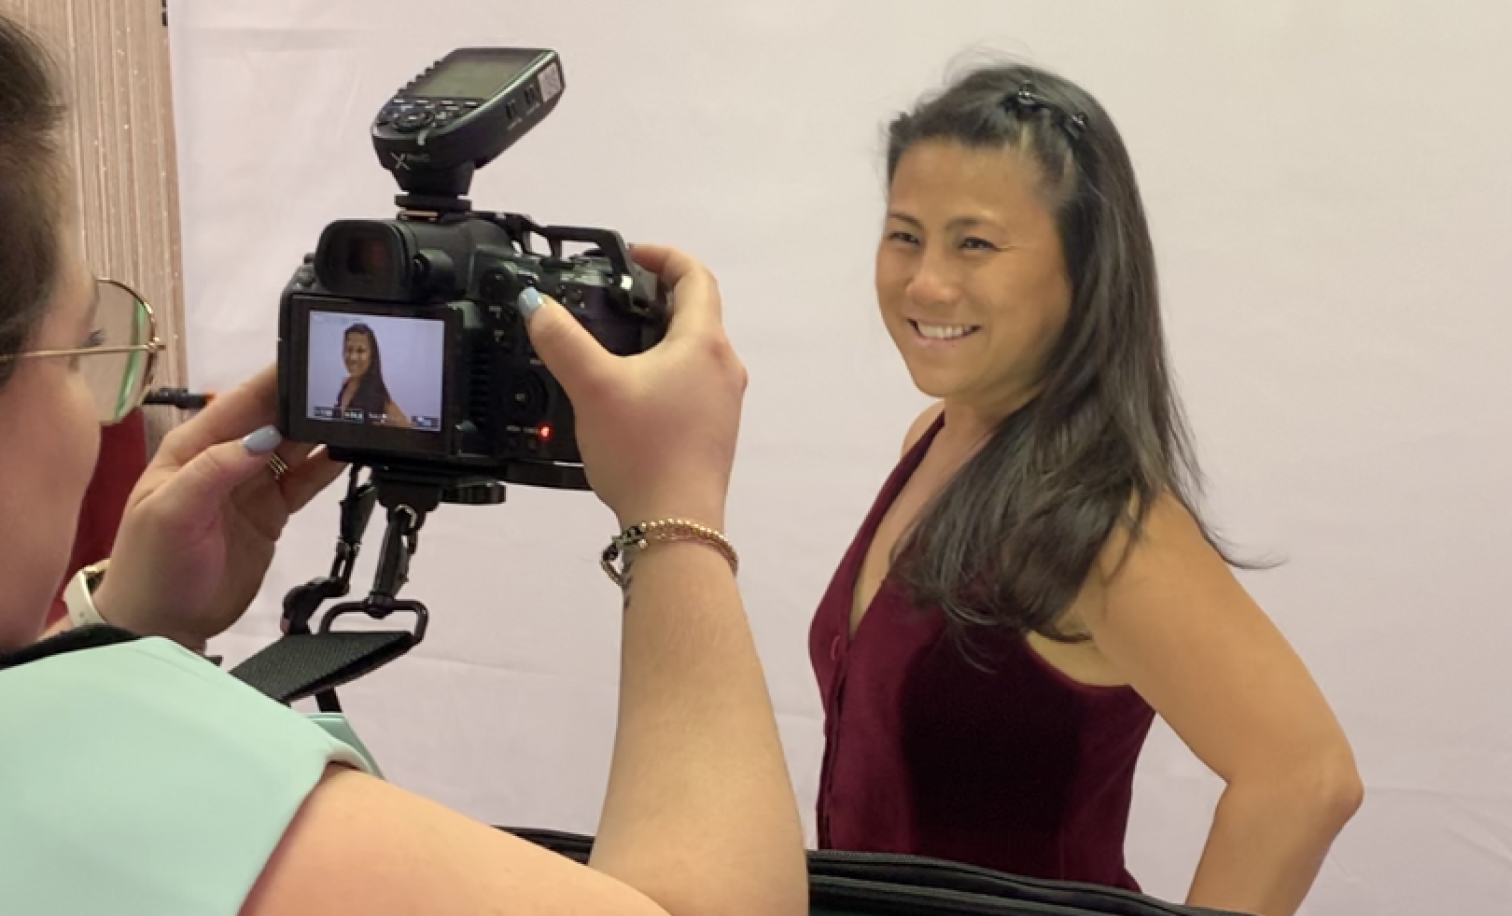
[
  {"xmin": 277, "ymin": 48, "xmax": 667, "ymax": 492},
  {"xmin": 240, "ymin": 49, "xmax": 670, "ymax": 705}
]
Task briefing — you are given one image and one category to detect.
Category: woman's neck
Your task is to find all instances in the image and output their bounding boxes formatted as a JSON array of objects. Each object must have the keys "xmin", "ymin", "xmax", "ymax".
[{"xmin": 939, "ymin": 386, "xmax": 1036, "ymax": 450}]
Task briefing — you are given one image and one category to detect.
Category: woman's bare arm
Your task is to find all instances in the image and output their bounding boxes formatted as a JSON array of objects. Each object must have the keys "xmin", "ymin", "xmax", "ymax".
[{"xmin": 1084, "ymin": 496, "xmax": 1363, "ymax": 916}]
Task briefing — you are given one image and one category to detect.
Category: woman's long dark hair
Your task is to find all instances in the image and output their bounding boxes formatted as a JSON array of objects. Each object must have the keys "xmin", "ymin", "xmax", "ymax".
[
  {"xmin": 886, "ymin": 63, "xmax": 1237, "ymax": 644},
  {"xmin": 341, "ymin": 324, "xmax": 394, "ymax": 420}
]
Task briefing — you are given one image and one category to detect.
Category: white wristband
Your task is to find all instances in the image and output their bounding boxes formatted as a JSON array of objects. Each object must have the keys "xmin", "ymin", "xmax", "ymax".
[{"xmin": 63, "ymin": 560, "xmax": 111, "ymax": 629}]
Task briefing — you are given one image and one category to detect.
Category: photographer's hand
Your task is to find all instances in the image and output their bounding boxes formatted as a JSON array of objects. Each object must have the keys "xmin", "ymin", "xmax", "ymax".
[
  {"xmin": 520, "ymin": 244, "xmax": 742, "ymax": 530},
  {"xmin": 519, "ymin": 245, "xmax": 807, "ymax": 916},
  {"xmin": 91, "ymin": 366, "xmax": 344, "ymax": 650}
]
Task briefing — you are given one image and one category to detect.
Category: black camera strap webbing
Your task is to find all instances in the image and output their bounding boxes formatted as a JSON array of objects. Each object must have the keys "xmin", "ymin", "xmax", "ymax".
[
  {"xmin": 229, "ymin": 630, "xmax": 416, "ymax": 710},
  {"xmin": 223, "ymin": 466, "xmax": 435, "ymax": 711}
]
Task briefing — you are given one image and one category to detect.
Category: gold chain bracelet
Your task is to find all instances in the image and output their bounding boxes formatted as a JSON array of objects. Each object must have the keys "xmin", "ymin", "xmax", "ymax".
[{"xmin": 600, "ymin": 519, "xmax": 739, "ymax": 587}]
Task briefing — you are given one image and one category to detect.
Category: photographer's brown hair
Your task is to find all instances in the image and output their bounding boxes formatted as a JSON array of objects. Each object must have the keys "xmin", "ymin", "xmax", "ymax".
[{"xmin": 0, "ymin": 14, "xmax": 67, "ymax": 388}]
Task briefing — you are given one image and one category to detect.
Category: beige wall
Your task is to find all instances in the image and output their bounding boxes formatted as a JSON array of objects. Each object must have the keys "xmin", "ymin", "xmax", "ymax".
[{"xmin": 2, "ymin": 0, "xmax": 187, "ymax": 408}]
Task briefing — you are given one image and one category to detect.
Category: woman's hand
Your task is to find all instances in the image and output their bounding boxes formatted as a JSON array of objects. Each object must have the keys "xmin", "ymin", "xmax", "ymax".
[
  {"xmin": 521, "ymin": 244, "xmax": 746, "ymax": 531},
  {"xmin": 92, "ymin": 366, "xmax": 344, "ymax": 649}
]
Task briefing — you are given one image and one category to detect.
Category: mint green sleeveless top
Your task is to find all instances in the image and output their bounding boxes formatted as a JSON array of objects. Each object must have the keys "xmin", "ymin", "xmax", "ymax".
[{"xmin": 0, "ymin": 637, "xmax": 378, "ymax": 915}]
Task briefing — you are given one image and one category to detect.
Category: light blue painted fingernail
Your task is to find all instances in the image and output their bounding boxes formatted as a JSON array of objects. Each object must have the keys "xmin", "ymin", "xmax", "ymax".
[
  {"xmin": 516, "ymin": 287, "xmax": 543, "ymax": 320},
  {"xmin": 242, "ymin": 425, "xmax": 283, "ymax": 455}
]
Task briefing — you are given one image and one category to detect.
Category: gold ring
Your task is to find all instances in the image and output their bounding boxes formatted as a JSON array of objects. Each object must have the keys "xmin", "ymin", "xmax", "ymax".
[{"xmin": 267, "ymin": 453, "xmax": 291, "ymax": 482}]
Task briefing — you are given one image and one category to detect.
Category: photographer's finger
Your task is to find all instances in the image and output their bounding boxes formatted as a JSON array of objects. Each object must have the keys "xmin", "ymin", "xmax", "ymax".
[
  {"xmin": 630, "ymin": 245, "xmax": 722, "ymax": 341},
  {"xmin": 156, "ymin": 365, "xmax": 278, "ymax": 466},
  {"xmin": 279, "ymin": 449, "xmax": 347, "ymax": 513},
  {"xmin": 626, "ymin": 242, "xmax": 677, "ymax": 276},
  {"xmin": 148, "ymin": 426, "xmax": 287, "ymax": 533},
  {"xmin": 630, "ymin": 244, "xmax": 710, "ymax": 302},
  {"xmin": 517, "ymin": 289, "xmax": 615, "ymax": 399}
]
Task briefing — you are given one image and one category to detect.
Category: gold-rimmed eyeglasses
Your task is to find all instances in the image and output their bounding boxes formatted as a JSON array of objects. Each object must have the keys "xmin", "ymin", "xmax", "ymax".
[{"xmin": 0, "ymin": 279, "xmax": 166, "ymax": 425}]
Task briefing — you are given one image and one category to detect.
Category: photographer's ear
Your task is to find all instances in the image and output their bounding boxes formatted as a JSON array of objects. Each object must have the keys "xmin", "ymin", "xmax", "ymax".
[{"xmin": 516, "ymin": 288, "xmax": 611, "ymax": 398}]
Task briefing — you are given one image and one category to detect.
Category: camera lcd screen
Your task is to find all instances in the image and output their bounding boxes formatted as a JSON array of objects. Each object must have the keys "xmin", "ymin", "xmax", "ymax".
[
  {"xmin": 410, "ymin": 52, "xmax": 538, "ymax": 100},
  {"xmin": 306, "ymin": 310, "xmax": 445, "ymax": 433}
]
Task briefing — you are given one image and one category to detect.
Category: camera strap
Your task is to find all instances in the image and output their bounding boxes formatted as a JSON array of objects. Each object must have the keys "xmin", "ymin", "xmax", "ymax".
[
  {"xmin": 229, "ymin": 629, "xmax": 417, "ymax": 710},
  {"xmin": 225, "ymin": 466, "xmax": 434, "ymax": 711}
]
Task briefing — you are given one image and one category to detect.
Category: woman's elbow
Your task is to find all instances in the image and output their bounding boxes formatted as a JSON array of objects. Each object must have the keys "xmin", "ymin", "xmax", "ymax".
[
  {"xmin": 1305, "ymin": 752, "xmax": 1364, "ymax": 829},
  {"xmin": 1321, "ymin": 751, "xmax": 1365, "ymax": 829},
  {"xmin": 1235, "ymin": 742, "xmax": 1364, "ymax": 833}
]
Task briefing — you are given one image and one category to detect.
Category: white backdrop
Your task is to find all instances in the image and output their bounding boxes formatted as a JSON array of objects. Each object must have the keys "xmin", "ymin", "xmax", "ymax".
[{"xmin": 169, "ymin": 2, "xmax": 1512, "ymax": 913}]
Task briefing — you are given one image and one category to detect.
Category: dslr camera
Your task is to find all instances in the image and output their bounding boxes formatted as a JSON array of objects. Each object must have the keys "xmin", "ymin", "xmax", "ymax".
[
  {"xmin": 277, "ymin": 48, "xmax": 666, "ymax": 493},
  {"xmin": 242, "ymin": 48, "xmax": 666, "ymax": 705}
]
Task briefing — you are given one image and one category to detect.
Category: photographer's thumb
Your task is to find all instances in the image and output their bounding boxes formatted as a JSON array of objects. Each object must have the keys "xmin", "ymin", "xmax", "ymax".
[{"xmin": 516, "ymin": 288, "xmax": 611, "ymax": 401}]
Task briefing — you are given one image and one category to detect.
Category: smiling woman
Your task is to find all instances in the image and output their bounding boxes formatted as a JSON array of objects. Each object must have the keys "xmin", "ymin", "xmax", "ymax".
[
  {"xmin": 335, "ymin": 322, "xmax": 411, "ymax": 427},
  {"xmin": 877, "ymin": 141, "xmax": 1073, "ymax": 419},
  {"xmin": 808, "ymin": 63, "xmax": 1362, "ymax": 916}
]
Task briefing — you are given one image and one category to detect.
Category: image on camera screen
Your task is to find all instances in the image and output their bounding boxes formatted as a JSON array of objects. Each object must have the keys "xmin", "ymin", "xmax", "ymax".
[{"xmin": 306, "ymin": 310, "xmax": 444, "ymax": 432}]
